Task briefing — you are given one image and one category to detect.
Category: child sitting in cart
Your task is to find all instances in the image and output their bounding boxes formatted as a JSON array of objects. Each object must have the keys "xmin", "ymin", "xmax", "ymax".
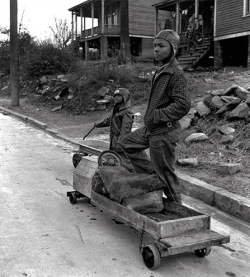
[{"xmin": 94, "ymin": 88, "xmax": 135, "ymax": 171}]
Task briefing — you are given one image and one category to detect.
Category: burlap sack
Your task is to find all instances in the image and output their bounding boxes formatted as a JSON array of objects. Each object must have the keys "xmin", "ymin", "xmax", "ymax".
[{"xmin": 122, "ymin": 189, "xmax": 164, "ymax": 214}]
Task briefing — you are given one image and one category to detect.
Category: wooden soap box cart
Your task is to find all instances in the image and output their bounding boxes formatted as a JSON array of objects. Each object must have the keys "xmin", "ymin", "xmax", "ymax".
[{"xmin": 67, "ymin": 139, "xmax": 230, "ymax": 269}]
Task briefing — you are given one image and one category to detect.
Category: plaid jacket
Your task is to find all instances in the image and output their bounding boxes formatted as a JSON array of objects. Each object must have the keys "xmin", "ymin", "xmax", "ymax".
[{"xmin": 144, "ymin": 59, "xmax": 191, "ymax": 135}]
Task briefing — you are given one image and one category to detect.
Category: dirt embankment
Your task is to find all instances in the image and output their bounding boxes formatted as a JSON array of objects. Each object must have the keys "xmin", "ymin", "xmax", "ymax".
[{"xmin": 1, "ymin": 66, "xmax": 250, "ymax": 199}]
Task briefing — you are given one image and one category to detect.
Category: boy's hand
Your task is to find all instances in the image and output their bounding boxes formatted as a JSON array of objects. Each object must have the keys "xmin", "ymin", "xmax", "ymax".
[{"xmin": 116, "ymin": 144, "xmax": 123, "ymax": 152}]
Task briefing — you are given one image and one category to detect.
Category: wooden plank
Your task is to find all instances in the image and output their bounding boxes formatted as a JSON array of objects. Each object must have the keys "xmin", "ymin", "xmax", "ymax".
[
  {"xmin": 91, "ymin": 191, "xmax": 210, "ymax": 239},
  {"xmin": 159, "ymin": 215, "xmax": 210, "ymax": 239},
  {"xmin": 73, "ymin": 157, "xmax": 98, "ymax": 198},
  {"xmin": 160, "ymin": 229, "xmax": 230, "ymax": 256},
  {"xmin": 91, "ymin": 191, "xmax": 161, "ymax": 238},
  {"xmin": 79, "ymin": 139, "xmax": 109, "ymax": 156}
]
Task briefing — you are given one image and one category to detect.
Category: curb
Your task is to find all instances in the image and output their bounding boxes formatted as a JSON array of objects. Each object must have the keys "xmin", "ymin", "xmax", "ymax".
[
  {"xmin": 1, "ymin": 106, "xmax": 250, "ymax": 223},
  {"xmin": 0, "ymin": 106, "xmax": 47, "ymax": 129},
  {"xmin": 177, "ymin": 172, "xmax": 250, "ymax": 223}
]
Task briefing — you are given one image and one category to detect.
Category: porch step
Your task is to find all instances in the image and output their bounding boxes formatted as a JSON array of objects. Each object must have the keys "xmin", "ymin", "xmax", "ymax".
[
  {"xmin": 178, "ymin": 39, "xmax": 212, "ymax": 69},
  {"xmin": 178, "ymin": 56, "xmax": 197, "ymax": 62}
]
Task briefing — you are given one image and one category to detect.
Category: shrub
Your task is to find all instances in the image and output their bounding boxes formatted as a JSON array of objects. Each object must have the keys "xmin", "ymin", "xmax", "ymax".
[{"xmin": 20, "ymin": 41, "xmax": 77, "ymax": 77}]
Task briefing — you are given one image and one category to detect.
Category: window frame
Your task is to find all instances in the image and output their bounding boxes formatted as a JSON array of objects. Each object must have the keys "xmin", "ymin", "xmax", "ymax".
[{"xmin": 243, "ymin": 0, "xmax": 250, "ymax": 16}]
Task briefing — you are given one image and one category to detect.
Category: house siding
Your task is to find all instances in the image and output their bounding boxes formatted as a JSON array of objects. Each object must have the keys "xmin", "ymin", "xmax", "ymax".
[
  {"xmin": 129, "ymin": 0, "xmax": 155, "ymax": 37},
  {"xmin": 216, "ymin": 0, "xmax": 250, "ymax": 38},
  {"xmin": 141, "ymin": 38, "xmax": 154, "ymax": 59}
]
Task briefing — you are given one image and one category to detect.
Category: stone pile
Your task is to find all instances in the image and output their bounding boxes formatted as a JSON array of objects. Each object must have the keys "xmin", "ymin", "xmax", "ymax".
[{"xmin": 178, "ymin": 84, "xmax": 250, "ymax": 174}]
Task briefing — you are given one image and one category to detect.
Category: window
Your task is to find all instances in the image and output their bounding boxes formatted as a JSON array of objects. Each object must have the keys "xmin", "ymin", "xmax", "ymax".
[
  {"xmin": 113, "ymin": 13, "xmax": 117, "ymax": 25},
  {"xmin": 244, "ymin": 0, "xmax": 250, "ymax": 16}
]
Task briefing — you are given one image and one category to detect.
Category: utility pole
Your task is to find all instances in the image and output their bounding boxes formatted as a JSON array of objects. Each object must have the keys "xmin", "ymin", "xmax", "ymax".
[
  {"xmin": 10, "ymin": 0, "xmax": 19, "ymax": 106},
  {"xmin": 120, "ymin": 0, "xmax": 130, "ymax": 64}
]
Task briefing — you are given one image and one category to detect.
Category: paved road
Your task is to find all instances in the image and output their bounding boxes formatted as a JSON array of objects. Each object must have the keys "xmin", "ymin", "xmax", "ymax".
[{"xmin": 1, "ymin": 113, "xmax": 250, "ymax": 277}]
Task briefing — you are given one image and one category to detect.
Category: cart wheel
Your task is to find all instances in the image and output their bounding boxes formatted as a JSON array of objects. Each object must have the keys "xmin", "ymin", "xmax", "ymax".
[
  {"xmin": 69, "ymin": 192, "xmax": 77, "ymax": 204},
  {"xmin": 194, "ymin": 246, "xmax": 211, "ymax": 257},
  {"xmin": 98, "ymin": 150, "xmax": 122, "ymax": 167},
  {"xmin": 142, "ymin": 244, "xmax": 161, "ymax": 270},
  {"xmin": 72, "ymin": 153, "xmax": 82, "ymax": 168}
]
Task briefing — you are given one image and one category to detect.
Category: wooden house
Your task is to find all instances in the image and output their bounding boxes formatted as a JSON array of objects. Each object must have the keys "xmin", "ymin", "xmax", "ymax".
[
  {"xmin": 68, "ymin": 0, "xmax": 168, "ymax": 61},
  {"xmin": 214, "ymin": 0, "xmax": 250, "ymax": 68}
]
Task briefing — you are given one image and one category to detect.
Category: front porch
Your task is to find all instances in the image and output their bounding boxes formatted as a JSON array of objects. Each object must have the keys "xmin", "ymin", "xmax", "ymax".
[
  {"xmin": 153, "ymin": 0, "xmax": 214, "ymax": 40},
  {"xmin": 153, "ymin": 0, "xmax": 214, "ymax": 68},
  {"xmin": 80, "ymin": 24, "xmax": 121, "ymax": 39},
  {"xmin": 69, "ymin": 0, "xmax": 121, "ymax": 40}
]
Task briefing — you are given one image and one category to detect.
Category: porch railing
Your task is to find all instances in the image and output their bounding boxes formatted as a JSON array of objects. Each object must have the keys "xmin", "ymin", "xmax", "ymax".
[{"xmin": 79, "ymin": 25, "xmax": 121, "ymax": 39}]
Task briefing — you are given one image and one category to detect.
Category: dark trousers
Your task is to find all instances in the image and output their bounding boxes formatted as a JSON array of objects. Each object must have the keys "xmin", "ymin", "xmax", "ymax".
[{"xmin": 120, "ymin": 127, "xmax": 182, "ymax": 203}]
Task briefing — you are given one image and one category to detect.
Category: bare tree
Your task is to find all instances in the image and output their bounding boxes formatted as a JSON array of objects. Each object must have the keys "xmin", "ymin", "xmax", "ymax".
[{"xmin": 49, "ymin": 17, "xmax": 71, "ymax": 49}]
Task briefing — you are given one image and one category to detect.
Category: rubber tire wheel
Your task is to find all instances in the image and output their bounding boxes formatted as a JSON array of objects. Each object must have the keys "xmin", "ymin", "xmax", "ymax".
[
  {"xmin": 72, "ymin": 153, "xmax": 83, "ymax": 168},
  {"xmin": 194, "ymin": 246, "xmax": 211, "ymax": 257},
  {"xmin": 98, "ymin": 150, "xmax": 122, "ymax": 167},
  {"xmin": 69, "ymin": 192, "xmax": 77, "ymax": 204},
  {"xmin": 142, "ymin": 244, "xmax": 161, "ymax": 270}
]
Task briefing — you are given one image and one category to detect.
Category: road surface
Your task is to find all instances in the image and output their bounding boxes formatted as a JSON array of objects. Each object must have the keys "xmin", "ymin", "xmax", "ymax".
[{"xmin": 0, "ymin": 113, "xmax": 250, "ymax": 277}]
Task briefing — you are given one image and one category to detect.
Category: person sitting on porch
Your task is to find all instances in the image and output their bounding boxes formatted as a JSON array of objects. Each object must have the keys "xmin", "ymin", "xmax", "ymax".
[{"xmin": 192, "ymin": 18, "xmax": 203, "ymax": 42}]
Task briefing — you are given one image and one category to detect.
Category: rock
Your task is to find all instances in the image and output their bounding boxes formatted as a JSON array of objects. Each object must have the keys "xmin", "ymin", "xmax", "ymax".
[
  {"xmin": 87, "ymin": 107, "xmax": 96, "ymax": 112},
  {"xmin": 57, "ymin": 74, "xmax": 66, "ymax": 79},
  {"xmin": 52, "ymin": 104, "xmax": 63, "ymax": 112},
  {"xmin": 184, "ymin": 133, "xmax": 209, "ymax": 143},
  {"xmin": 220, "ymin": 96, "xmax": 240, "ymax": 103},
  {"xmin": 61, "ymin": 78, "xmax": 69, "ymax": 83},
  {"xmin": 211, "ymin": 89, "xmax": 225, "ymax": 96},
  {"xmin": 196, "ymin": 101, "xmax": 211, "ymax": 116},
  {"xmin": 211, "ymin": 96, "xmax": 226, "ymax": 108},
  {"xmin": 179, "ymin": 116, "xmax": 192, "ymax": 130},
  {"xmin": 246, "ymin": 95, "xmax": 250, "ymax": 105},
  {"xmin": 177, "ymin": 158, "xmax": 198, "ymax": 167},
  {"xmin": 216, "ymin": 163, "xmax": 244, "ymax": 175},
  {"xmin": 228, "ymin": 103, "xmax": 250, "ymax": 119},
  {"xmin": 179, "ymin": 108, "xmax": 196, "ymax": 129},
  {"xmin": 97, "ymin": 87, "xmax": 110, "ymax": 98},
  {"xmin": 223, "ymin": 84, "xmax": 238, "ymax": 96},
  {"xmin": 96, "ymin": 99, "xmax": 110, "ymax": 105},
  {"xmin": 205, "ymin": 78, "xmax": 216, "ymax": 83},
  {"xmin": 96, "ymin": 105, "xmax": 106, "ymax": 111},
  {"xmin": 220, "ymin": 135, "xmax": 234, "ymax": 144},
  {"xmin": 216, "ymin": 98, "xmax": 241, "ymax": 115},
  {"xmin": 235, "ymin": 86, "xmax": 250, "ymax": 100},
  {"xmin": 218, "ymin": 125, "xmax": 235, "ymax": 135},
  {"xmin": 104, "ymin": 94, "xmax": 112, "ymax": 101},
  {"xmin": 1, "ymin": 85, "xmax": 8, "ymax": 91},
  {"xmin": 39, "ymin": 76, "xmax": 47, "ymax": 84}
]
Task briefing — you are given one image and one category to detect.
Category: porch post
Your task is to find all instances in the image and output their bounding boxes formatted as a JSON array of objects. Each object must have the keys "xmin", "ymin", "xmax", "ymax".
[
  {"xmin": 100, "ymin": 36, "xmax": 108, "ymax": 59},
  {"xmin": 84, "ymin": 17, "xmax": 86, "ymax": 37},
  {"xmin": 80, "ymin": 8, "xmax": 83, "ymax": 39},
  {"xmin": 195, "ymin": 0, "xmax": 199, "ymax": 18},
  {"xmin": 91, "ymin": 1, "xmax": 94, "ymax": 36},
  {"xmin": 75, "ymin": 13, "xmax": 77, "ymax": 39},
  {"xmin": 71, "ymin": 12, "xmax": 74, "ymax": 40},
  {"xmin": 176, "ymin": 2, "xmax": 180, "ymax": 33},
  {"xmin": 214, "ymin": 0, "xmax": 217, "ymax": 37},
  {"xmin": 85, "ymin": 41, "xmax": 89, "ymax": 61},
  {"xmin": 101, "ymin": 0, "xmax": 105, "ymax": 34},
  {"xmin": 155, "ymin": 8, "xmax": 158, "ymax": 35}
]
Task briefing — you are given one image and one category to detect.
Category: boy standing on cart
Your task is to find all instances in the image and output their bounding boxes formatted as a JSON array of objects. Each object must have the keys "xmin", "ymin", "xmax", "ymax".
[{"xmin": 119, "ymin": 29, "xmax": 191, "ymax": 204}]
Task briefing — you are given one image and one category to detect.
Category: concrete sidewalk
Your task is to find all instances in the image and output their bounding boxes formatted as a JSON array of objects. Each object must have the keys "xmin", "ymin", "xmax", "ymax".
[{"xmin": 1, "ymin": 105, "xmax": 250, "ymax": 223}]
